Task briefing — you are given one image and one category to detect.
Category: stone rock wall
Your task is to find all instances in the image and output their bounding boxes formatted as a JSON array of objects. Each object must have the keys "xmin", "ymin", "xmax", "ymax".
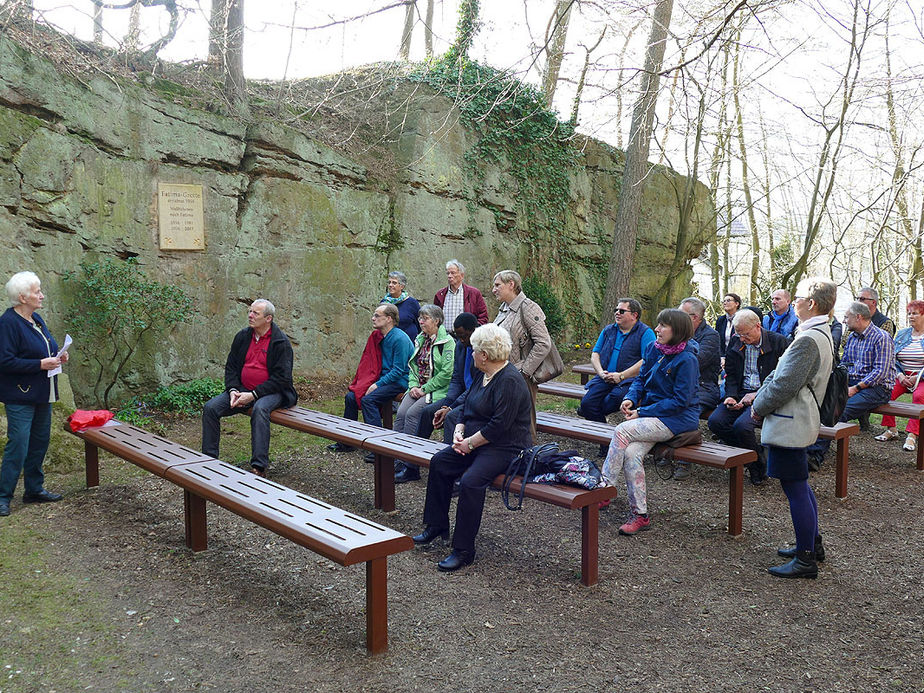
[{"xmin": 0, "ymin": 36, "xmax": 715, "ymax": 404}]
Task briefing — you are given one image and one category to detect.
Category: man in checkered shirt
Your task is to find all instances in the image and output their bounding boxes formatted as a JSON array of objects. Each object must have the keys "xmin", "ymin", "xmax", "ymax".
[
  {"xmin": 805, "ymin": 300, "xmax": 895, "ymax": 470},
  {"xmin": 433, "ymin": 260, "xmax": 488, "ymax": 335}
]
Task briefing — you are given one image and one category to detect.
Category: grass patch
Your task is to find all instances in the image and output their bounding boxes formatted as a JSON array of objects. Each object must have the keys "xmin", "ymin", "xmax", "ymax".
[{"xmin": 0, "ymin": 519, "xmax": 127, "ymax": 691}]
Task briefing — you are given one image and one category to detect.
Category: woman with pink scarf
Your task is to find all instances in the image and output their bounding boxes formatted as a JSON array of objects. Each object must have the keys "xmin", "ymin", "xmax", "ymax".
[{"xmin": 601, "ymin": 308, "xmax": 700, "ymax": 536}]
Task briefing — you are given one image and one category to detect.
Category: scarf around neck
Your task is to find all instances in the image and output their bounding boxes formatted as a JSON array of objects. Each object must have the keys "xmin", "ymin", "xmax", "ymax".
[
  {"xmin": 653, "ymin": 340, "xmax": 687, "ymax": 356},
  {"xmin": 382, "ymin": 290, "xmax": 409, "ymax": 305}
]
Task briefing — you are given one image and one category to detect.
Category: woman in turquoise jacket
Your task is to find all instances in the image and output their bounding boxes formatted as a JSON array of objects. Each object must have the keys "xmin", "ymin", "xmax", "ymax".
[
  {"xmin": 602, "ymin": 308, "xmax": 700, "ymax": 536},
  {"xmin": 394, "ymin": 304, "xmax": 455, "ymax": 482}
]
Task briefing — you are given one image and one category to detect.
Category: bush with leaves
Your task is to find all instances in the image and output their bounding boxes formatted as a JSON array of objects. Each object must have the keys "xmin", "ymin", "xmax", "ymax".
[
  {"xmin": 522, "ymin": 276, "xmax": 565, "ymax": 342},
  {"xmin": 64, "ymin": 258, "xmax": 193, "ymax": 409}
]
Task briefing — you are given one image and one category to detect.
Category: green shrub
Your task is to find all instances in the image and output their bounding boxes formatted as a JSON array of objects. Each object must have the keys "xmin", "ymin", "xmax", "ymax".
[
  {"xmin": 115, "ymin": 378, "xmax": 224, "ymax": 425},
  {"xmin": 64, "ymin": 258, "xmax": 193, "ymax": 409},
  {"xmin": 522, "ymin": 276, "xmax": 566, "ymax": 341}
]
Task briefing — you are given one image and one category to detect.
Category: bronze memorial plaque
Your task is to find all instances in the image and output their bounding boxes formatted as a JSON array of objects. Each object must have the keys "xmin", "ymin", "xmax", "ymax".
[{"xmin": 158, "ymin": 183, "xmax": 204, "ymax": 250}]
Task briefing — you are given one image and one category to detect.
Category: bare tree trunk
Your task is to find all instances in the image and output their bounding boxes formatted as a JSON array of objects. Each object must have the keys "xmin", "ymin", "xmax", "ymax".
[
  {"xmin": 125, "ymin": 1, "xmax": 141, "ymax": 53},
  {"xmin": 399, "ymin": 0, "xmax": 415, "ymax": 60},
  {"xmin": 424, "ymin": 0, "xmax": 434, "ymax": 57},
  {"xmin": 93, "ymin": 0, "xmax": 103, "ymax": 43},
  {"xmin": 570, "ymin": 28, "xmax": 606, "ymax": 125},
  {"xmin": 779, "ymin": 0, "xmax": 870, "ymax": 290},
  {"xmin": 602, "ymin": 0, "xmax": 674, "ymax": 322},
  {"xmin": 614, "ymin": 21, "xmax": 643, "ymax": 150},
  {"xmin": 758, "ymin": 111, "xmax": 775, "ymax": 273},
  {"xmin": 541, "ymin": 0, "xmax": 574, "ymax": 106},
  {"xmin": 208, "ymin": 0, "xmax": 228, "ymax": 65},
  {"xmin": 708, "ymin": 43, "xmax": 731, "ymax": 302},
  {"xmin": 224, "ymin": 0, "xmax": 247, "ymax": 114},
  {"xmin": 731, "ymin": 29, "xmax": 760, "ymax": 302},
  {"xmin": 913, "ymin": 199, "xmax": 924, "ymax": 300}
]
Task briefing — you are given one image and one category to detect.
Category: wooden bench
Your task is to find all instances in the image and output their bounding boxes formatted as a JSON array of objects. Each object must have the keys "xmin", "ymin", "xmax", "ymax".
[
  {"xmin": 266, "ymin": 407, "xmax": 616, "ymax": 586},
  {"xmin": 872, "ymin": 402, "xmax": 924, "ymax": 471},
  {"xmin": 71, "ymin": 421, "xmax": 413, "ymax": 654},
  {"xmin": 540, "ymin": 379, "xmax": 860, "ymax": 498},
  {"xmin": 574, "ymin": 362, "xmax": 595, "ymax": 384},
  {"xmin": 535, "ymin": 411, "xmax": 754, "ymax": 536}
]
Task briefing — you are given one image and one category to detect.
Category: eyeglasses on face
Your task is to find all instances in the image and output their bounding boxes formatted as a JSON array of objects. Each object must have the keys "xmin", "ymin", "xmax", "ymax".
[
  {"xmin": 614, "ymin": 308, "xmax": 632, "ymax": 315},
  {"xmin": 855, "ymin": 296, "xmax": 873, "ymax": 301}
]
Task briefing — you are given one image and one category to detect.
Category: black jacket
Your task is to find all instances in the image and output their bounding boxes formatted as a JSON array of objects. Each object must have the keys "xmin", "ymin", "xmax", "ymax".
[
  {"xmin": 724, "ymin": 328, "xmax": 789, "ymax": 401},
  {"xmin": 692, "ymin": 321, "xmax": 721, "ymax": 402},
  {"xmin": 225, "ymin": 324, "xmax": 298, "ymax": 408}
]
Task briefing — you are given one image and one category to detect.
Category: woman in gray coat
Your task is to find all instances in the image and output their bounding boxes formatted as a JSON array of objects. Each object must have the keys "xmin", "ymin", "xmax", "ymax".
[{"xmin": 751, "ymin": 278, "xmax": 836, "ymax": 579}]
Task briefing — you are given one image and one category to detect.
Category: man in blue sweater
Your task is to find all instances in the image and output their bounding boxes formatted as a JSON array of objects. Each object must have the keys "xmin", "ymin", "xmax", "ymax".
[{"xmin": 330, "ymin": 303, "xmax": 413, "ymax": 460}]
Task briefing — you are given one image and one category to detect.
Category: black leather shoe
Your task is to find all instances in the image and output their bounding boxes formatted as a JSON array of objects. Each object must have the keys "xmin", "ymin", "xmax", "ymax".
[
  {"xmin": 327, "ymin": 442, "xmax": 354, "ymax": 452},
  {"xmin": 251, "ymin": 465, "xmax": 267, "ymax": 478},
  {"xmin": 807, "ymin": 454, "xmax": 823, "ymax": 472},
  {"xmin": 363, "ymin": 452, "xmax": 376, "ymax": 464},
  {"xmin": 0, "ymin": 500, "xmax": 10, "ymax": 516},
  {"xmin": 778, "ymin": 535, "xmax": 825, "ymax": 562},
  {"xmin": 768, "ymin": 551, "xmax": 817, "ymax": 579},
  {"xmin": 413, "ymin": 526, "xmax": 449, "ymax": 545},
  {"xmin": 437, "ymin": 549, "xmax": 475, "ymax": 572},
  {"xmin": 395, "ymin": 465, "xmax": 420, "ymax": 484},
  {"xmin": 22, "ymin": 490, "xmax": 63, "ymax": 504}
]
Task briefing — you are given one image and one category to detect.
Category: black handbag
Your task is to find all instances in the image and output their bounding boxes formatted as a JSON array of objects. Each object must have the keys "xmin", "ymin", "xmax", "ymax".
[
  {"xmin": 807, "ymin": 327, "xmax": 847, "ymax": 427},
  {"xmin": 501, "ymin": 443, "xmax": 559, "ymax": 511}
]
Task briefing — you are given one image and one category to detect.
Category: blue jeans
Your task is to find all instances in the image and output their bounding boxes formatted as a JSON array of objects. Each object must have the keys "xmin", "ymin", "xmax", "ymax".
[
  {"xmin": 578, "ymin": 376, "xmax": 632, "ymax": 423},
  {"xmin": 343, "ymin": 382, "xmax": 405, "ymax": 429},
  {"xmin": 201, "ymin": 391, "xmax": 284, "ymax": 470},
  {"xmin": 1, "ymin": 403, "xmax": 52, "ymax": 502},
  {"xmin": 707, "ymin": 401, "xmax": 759, "ymax": 452},
  {"xmin": 807, "ymin": 383, "xmax": 891, "ymax": 458}
]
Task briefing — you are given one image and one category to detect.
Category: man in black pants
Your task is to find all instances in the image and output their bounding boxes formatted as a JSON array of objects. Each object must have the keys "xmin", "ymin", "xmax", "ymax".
[{"xmin": 201, "ymin": 299, "xmax": 298, "ymax": 477}]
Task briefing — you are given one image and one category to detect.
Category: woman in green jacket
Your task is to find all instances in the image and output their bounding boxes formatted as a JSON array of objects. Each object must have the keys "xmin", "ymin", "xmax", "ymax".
[{"xmin": 394, "ymin": 304, "xmax": 455, "ymax": 482}]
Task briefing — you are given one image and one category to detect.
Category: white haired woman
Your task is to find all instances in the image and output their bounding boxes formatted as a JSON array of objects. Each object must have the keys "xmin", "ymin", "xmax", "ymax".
[
  {"xmin": 0, "ymin": 271, "xmax": 67, "ymax": 517},
  {"xmin": 382, "ymin": 270, "xmax": 420, "ymax": 341},
  {"xmin": 412, "ymin": 323, "xmax": 532, "ymax": 571}
]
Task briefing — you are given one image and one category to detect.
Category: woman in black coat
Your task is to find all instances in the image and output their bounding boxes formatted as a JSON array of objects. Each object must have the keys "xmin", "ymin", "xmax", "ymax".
[{"xmin": 412, "ymin": 323, "xmax": 532, "ymax": 571}]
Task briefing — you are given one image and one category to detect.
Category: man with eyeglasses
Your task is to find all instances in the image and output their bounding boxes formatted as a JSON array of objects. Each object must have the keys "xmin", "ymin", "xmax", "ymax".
[
  {"xmin": 805, "ymin": 300, "xmax": 895, "ymax": 469},
  {"xmin": 328, "ymin": 303, "xmax": 414, "ymax": 459},
  {"xmin": 762, "ymin": 289, "xmax": 799, "ymax": 340},
  {"xmin": 578, "ymin": 298, "xmax": 655, "ymax": 455},
  {"xmin": 708, "ymin": 309, "xmax": 789, "ymax": 485},
  {"xmin": 854, "ymin": 287, "xmax": 893, "ymax": 430}
]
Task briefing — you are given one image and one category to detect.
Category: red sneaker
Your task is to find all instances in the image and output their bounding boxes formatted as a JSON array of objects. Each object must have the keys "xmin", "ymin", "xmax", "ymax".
[{"xmin": 619, "ymin": 514, "xmax": 650, "ymax": 535}]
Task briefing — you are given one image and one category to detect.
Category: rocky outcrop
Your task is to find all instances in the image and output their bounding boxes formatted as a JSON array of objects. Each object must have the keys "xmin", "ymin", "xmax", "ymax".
[{"xmin": 0, "ymin": 36, "xmax": 714, "ymax": 403}]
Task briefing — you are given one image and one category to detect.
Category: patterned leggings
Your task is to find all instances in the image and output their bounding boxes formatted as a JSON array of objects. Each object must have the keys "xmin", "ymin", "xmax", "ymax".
[{"xmin": 602, "ymin": 417, "xmax": 674, "ymax": 515}]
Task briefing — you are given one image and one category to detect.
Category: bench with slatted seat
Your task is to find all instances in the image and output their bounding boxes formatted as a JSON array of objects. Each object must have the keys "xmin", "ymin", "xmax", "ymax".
[
  {"xmin": 872, "ymin": 402, "xmax": 924, "ymax": 470},
  {"xmin": 71, "ymin": 421, "xmax": 413, "ymax": 654},
  {"xmin": 535, "ymin": 411, "xmax": 755, "ymax": 536},
  {"xmin": 540, "ymin": 376, "xmax": 861, "ymax": 496},
  {"xmin": 266, "ymin": 407, "xmax": 617, "ymax": 586}
]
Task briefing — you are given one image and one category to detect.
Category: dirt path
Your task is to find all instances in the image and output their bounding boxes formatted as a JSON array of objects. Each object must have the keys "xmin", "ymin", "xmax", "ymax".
[{"xmin": 4, "ymin": 384, "xmax": 924, "ymax": 692}]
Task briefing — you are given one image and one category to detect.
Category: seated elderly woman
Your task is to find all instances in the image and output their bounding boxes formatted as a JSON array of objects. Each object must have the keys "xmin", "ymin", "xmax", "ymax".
[
  {"xmin": 412, "ymin": 323, "xmax": 532, "ymax": 572},
  {"xmin": 382, "ymin": 270, "xmax": 420, "ymax": 341},
  {"xmin": 603, "ymin": 308, "xmax": 700, "ymax": 536},
  {"xmin": 876, "ymin": 300, "xmax": 924, "ymax": 452},
  {"xmin": 393, "ymin": 304, "xmax": 456, "ymax": 483}
]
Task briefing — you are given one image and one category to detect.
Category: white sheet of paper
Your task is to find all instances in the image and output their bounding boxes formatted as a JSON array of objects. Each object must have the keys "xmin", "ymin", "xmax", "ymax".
[{"xmin": 47, "ymin": 333, "xmax": 72, "ymax": 378}]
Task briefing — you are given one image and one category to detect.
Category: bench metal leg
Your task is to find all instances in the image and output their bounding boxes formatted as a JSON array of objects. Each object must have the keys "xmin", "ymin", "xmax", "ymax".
[
  {"xmin": 580, "ymin": 373, "xmax": 589, "ymax": 385},
  {"xmin": 184, "ymin": 490, "xmax": 208, "ymax": 551},
  {"xmin": 373, "ymin": 453, "xmax": 396, "ymax": 513},
  {"xmin": 366, "ymin": 557, "xmax": 388, "ymax": 654},
  {"xmin": 918, "ymin": 430, "xmax": 924, "ymax": 471},
  {"xmin": 727, "ymin": 466, "xmax": 743, "ymax": 536},
  {"xmin": 835, "ymin": 439, "xmax": 849, "ymax": 499},
  {"xmin": 85, "ymin": 441, "xmax": 99, "ymax": 488},
  {"xmin": 580, "ymin": 504, "xmax": 599, "ymax": 587}
]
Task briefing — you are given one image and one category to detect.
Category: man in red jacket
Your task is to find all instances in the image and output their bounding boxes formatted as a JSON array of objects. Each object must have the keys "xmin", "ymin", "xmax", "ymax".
[{"xmin": 433, "ymin": 259, "xmax": 488, "ymax": 334}]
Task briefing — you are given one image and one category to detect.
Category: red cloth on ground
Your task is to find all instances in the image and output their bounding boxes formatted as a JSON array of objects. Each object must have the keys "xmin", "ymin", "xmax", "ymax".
[
  {"xmin": 67, "ymin": 409, "xmax": 115, "ymax": 432},
  {"xmin": 349, "ymin": 330, "xmax": 384, "ymax": 408}
]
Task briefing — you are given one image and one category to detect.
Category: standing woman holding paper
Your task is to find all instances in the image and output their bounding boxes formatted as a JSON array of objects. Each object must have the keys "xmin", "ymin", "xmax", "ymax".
[{"xmin": 0, "ymin": 271, "xmax": 67, "ymax": 517}]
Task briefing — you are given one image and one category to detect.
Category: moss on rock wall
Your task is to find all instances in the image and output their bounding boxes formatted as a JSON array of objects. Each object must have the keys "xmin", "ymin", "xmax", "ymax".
[{"xmin": 0, "ymin": 35, "xmax": 714, "ymax": 405}]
